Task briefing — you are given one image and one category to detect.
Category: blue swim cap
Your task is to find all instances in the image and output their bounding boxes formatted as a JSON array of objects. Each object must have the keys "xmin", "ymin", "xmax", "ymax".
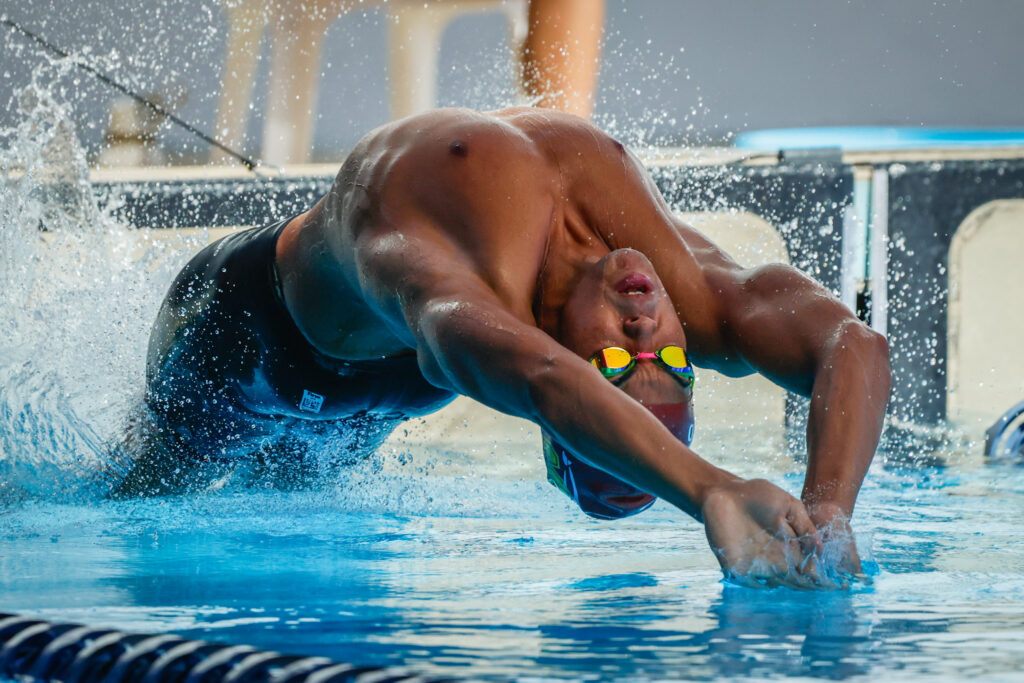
[{"xmin": 543, "ymin": 403, "xmax": 694, "ymax": 520}]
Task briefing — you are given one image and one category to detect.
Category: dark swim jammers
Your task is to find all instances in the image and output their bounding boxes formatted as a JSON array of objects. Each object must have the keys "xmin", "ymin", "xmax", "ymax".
[{"xmin": 145, "ymin": 218, "xmax": 456, "ymax": 458}]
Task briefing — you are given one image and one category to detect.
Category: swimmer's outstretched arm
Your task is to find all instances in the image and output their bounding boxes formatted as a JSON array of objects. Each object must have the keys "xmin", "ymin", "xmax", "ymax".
[
  {"xmin": 541, "ymin": 121, "xmax": 891, "ymax": 573},
  {"xmin": 572, "ymin": 136, "xmax": 891, "ymax": 572},
  {"xmin": 701, "ymin": 260, "xmax": 892, "ymax": 572},
  {"xmin": 357, "ymin": 222, "xmax": 823, "ymax": 583}
]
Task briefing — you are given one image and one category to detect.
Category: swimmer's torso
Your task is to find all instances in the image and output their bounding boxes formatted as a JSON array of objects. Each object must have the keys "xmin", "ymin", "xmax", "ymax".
[
  {"xmin": 275, "ymin": 107, "xmax": 720, "ymax": 368},
  {"xmin": 147, "ymin": 107, "xmax": 639, "ymax": 453}
]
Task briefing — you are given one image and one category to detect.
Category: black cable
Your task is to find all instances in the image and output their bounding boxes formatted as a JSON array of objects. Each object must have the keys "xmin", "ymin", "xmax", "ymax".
[{"xmin": 2, "ymin": 16, "xmax": 262, "ymax": 172}]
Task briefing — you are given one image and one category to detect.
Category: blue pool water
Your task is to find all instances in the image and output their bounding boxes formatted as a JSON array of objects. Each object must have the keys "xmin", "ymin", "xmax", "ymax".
[{"xmin": 3, "ymin": 449, "xmax": 1024, "ymax": 681}]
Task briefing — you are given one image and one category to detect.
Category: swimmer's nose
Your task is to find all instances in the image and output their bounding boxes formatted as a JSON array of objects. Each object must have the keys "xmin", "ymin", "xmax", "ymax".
[{"xmin": 622, "ymin": 315, "xmax": 657, "ymax": 341}]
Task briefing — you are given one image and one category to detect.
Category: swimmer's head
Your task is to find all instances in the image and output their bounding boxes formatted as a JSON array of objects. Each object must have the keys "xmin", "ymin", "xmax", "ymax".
[
  {"xmin": 555, "ymin": 248, "xmax": 693, "ymax": 407},
  {"xmin": 543, "ymin": 248, "xmax": 696, "ymax": 519}
]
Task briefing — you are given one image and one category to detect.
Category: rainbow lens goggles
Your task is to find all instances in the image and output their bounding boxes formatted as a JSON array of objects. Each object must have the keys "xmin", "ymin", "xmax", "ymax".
[{"xmin": 589, "ymin": 345, "xmax": 695, "ymax": 387}]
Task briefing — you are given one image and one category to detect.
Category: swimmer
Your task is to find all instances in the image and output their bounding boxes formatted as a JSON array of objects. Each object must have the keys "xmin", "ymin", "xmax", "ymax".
[{"xmin": 125, "ymin": 108, "xmax": 891, "ymax": 584}]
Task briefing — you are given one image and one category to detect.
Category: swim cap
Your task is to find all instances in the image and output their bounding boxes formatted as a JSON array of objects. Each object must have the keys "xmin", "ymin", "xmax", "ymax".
[{"xmin": 543, "ymin": 403, "xmax": 695, "ymax": 520}]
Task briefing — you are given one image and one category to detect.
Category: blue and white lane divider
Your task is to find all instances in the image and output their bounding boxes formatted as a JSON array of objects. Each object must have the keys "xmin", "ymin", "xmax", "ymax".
[{"xmin": 0, "ymin": 614, "xmax": 450, "ymax": 683}]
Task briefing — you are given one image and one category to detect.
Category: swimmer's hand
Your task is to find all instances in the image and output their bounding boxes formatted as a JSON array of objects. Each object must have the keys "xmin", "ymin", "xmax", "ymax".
[
  {"xmin": 702, "ymin": 478, "xmax": 824, "ymax": 589},
  {"xmin": 808, "ymin": 501, "xmax": 862, "ymax": 576}
]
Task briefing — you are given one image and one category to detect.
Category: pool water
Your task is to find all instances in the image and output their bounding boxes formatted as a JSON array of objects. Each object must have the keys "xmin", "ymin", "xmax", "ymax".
[{"xmin": 3, "ymin": 449, "xmax": 1024, "ymax": 681}]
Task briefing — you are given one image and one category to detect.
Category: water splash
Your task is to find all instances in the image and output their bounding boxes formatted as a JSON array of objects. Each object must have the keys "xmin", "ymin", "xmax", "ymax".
[
  {"xmin": 0, "ymin": 55, "xmax": 524, "ymax": 509},
  {"xmin": 720, "ymin": 524, "xmax": 878, "ymax": 592},
  {"xmin": 0, "ymin": 55, "xmax": 195, "ymax": 502}
]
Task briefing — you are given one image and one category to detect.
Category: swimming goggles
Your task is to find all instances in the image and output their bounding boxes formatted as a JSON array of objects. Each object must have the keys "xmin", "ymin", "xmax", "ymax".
[{"xmin": 589, "ymin": 345, "xmax": 695, "ymax": 387}]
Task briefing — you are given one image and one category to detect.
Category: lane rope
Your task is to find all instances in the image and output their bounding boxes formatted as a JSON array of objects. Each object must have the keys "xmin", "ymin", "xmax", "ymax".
[{"xmin": 0, "ymin": 613, "xmax": 445, "ymax": 683}]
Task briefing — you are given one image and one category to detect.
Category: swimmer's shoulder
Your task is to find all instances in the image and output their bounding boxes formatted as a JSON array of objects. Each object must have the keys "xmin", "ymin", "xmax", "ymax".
[
  {"xmin": 381, "ymin": 108, "xmax": 557, "ymax": 172},
  {"xmin": 336, "ymin": 109, "xmax": 563, "ymax": 228},
  {"xmin": 348, "ymin": 108, "xmax": 618, "ymax": 178},
  {"xmin": 338, "ymin": 108, "xmax": 625, "ymax": 197}
]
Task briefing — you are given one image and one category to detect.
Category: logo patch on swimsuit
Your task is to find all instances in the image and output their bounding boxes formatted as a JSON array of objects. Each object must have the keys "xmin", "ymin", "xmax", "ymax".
[{"xmin": 299, "ymin": 389, "xmax": 324, "ymax": 414}]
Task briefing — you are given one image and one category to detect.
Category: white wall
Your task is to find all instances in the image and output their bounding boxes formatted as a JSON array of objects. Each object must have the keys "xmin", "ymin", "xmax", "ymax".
[{"xmin": 947, "ymin": 200, "xmax": 1024, "ymax": 438}]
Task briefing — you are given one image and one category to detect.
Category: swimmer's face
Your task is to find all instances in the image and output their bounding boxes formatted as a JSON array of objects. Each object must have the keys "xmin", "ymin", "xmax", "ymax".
[{"xmin": 558, "ymin": 249, "xmax": 692, "ymax": 407}]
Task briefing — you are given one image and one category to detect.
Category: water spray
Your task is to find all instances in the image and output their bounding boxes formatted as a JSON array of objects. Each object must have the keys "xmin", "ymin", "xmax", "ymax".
[{"xmin": 2, "ymin": 16, "xmax": 274, "ymax": 174}]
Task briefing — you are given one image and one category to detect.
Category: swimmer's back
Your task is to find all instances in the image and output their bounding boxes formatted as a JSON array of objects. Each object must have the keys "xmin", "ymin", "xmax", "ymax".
[
  {"xmin": 326, "ymin": 108, "xmax": 722, "ymax": 350},
  {"xmin": 280, "ymin": 108, "xmax": 670, "ymax": 360},
  {"xmin": 278, "ymin": 109, "xmax": 571, "ymax": 359},
  {"xmin": 331, "ymin": 108, "xmax": 567, "ymax": 297}
]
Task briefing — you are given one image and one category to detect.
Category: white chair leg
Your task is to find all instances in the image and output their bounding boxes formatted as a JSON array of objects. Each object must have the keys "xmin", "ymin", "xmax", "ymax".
[
  {"xmin": 501, "ymin": 0, "xmax": 529, "ymax": 104},
  {"xmin": 388, "ymin": 3, "xmax": 461, "ymax": 120},
  {"xmin": 389, "ymin": 0, "xmax": 530, "ymax": 120},
  {"xmin": 212, "ymin": 0, "xmax": 267, "ymax": 165},
  {"xmin": 263, "ymin": 35, "xmax": 317, "ymax": 164},
  {"xmin": 263, "ymin": 21, "xmax": 320, "ymax": 164},
  {"xmin": 263, "ymin": 1, "xmax": 348, "ymax": 165}
]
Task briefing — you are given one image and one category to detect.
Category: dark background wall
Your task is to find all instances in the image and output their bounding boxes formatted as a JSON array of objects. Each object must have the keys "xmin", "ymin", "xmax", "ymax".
[{"xmin": 3, "ymin": 0, "xmax": 1022, "ymax": 162}]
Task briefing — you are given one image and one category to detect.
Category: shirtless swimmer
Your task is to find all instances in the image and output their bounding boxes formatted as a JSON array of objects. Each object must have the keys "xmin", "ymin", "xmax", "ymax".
[{"xmin": 132, "ymin": 107, "xmax": 892, "ymax": 586}]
